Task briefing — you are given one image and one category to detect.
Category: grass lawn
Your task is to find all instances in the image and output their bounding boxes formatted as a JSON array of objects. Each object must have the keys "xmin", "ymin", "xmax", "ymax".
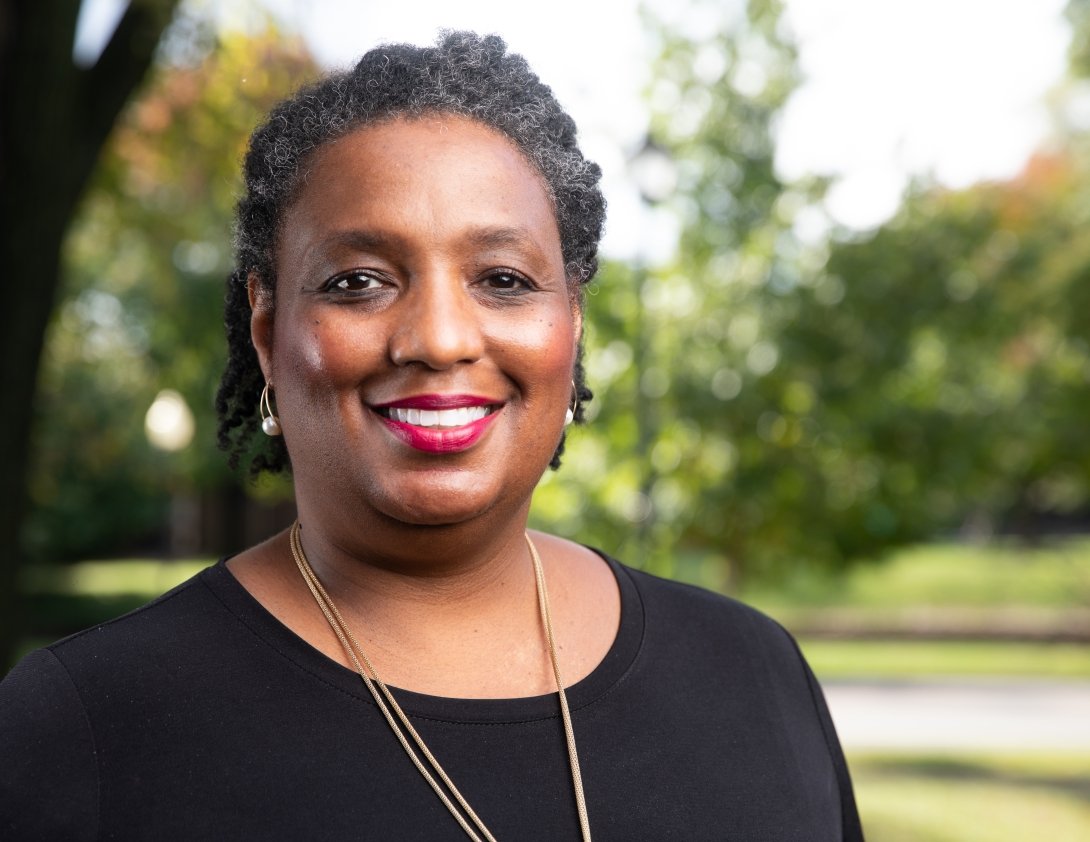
[
  {"xmin": 850, "ymin": 752, "xmax": 1090, "ymax": 841},
  {"xmin": 738, "ymin": 538, "xmax": 1090, "ymax": 610},
  {"xmin": 800, "ymin": 638, "xmax": 1090, "ymax": 679},
  {"xmin": 20, "ymin": 558, "xmax": 213, "ymax": 597}
]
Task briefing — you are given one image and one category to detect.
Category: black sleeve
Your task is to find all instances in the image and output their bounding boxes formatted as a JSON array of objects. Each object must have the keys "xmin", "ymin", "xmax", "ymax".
[
  {"xmin": 793, "ymin": 640, "xmax": 866, "ymax": 842},
  {"xmin": 0, "ymin": 649, "xmax": 100, "ymax": 841}
]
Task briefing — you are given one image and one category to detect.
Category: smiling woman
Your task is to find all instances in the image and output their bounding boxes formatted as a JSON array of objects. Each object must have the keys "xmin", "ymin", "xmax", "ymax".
[
  {"xmin": 0, "ymin": 32, "xmax": 862, "ymax": 842},
  {"xmin": 260, "ymin": 116, "xmax": 578, "ymax": 530}
]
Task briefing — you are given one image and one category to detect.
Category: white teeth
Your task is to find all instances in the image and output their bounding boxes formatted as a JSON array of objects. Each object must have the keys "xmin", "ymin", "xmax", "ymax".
[
  {"xmin": 436, "ymin": 408, "xmax": 463, "ymax": 427},
  {"xmin": 386, "ymin": 406, "xmax": 491, "ymax": 427}
]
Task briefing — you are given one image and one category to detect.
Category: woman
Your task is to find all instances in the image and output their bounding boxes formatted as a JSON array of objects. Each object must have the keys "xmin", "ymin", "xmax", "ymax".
[{"xmin": 1, "ymin": 32, "xmax": 863, "ymax": 841}]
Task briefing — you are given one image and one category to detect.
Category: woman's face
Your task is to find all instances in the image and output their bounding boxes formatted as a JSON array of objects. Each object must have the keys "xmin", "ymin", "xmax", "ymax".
[{"xmin": 253, "ymin": 115, "xmax": 580, "ymax": 530}]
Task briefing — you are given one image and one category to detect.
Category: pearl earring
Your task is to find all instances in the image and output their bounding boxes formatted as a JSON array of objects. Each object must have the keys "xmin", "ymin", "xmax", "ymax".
[
  {"xmin": 260, "ymin": 383, "xmax": 282, "ymax": 436},
  {"xmin": 564, "ymin": 381, "xmax": 578, "ymax": 426}
]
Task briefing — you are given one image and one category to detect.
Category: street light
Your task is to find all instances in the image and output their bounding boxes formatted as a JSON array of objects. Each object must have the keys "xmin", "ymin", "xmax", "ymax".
[
  {"xmin": 144, "ymin": 389, "xmax": 194, "ymax": 452},
  {"xmin": 145, "ymin": 389, "xmax": 197, "ymax": 556}
]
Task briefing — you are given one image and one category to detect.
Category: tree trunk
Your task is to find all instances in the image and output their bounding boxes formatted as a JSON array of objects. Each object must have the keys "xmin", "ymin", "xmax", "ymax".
[{"xmin": 0, "ymin": 0, "xmax": 179, "ymax": 669}]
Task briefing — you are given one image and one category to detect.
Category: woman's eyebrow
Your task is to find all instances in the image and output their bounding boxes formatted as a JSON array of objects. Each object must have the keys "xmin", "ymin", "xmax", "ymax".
[{"xmin": 465, "ymin": 226, "xmax": 548, "ymax": 256}]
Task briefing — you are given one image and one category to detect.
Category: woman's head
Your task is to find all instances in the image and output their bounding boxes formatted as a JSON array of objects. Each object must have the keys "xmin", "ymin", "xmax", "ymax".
[{"xmin": 216, "ymin": 31, "xmax": 605, "ymax": 477}]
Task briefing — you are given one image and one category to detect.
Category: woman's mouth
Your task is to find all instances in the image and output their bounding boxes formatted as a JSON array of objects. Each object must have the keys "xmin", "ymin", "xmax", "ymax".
[
  {"xmin": 370, "ymin": 396, "xmax": 502, "ymax": 453},
  {"xmin": 376, "ymin": 405, "xmax": 494, "ymax": 428}
]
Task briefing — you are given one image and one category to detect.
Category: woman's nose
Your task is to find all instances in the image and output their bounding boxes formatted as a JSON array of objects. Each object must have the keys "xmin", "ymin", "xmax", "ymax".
[{"xmin": 387, "ymin": 273, "xmax": 484, "ymax": 370}]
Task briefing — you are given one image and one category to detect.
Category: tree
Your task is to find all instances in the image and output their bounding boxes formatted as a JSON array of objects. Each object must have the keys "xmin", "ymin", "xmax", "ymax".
[
  {"xmin": 647, "ymin": 1, "xmax": 1090, "ymax": 578},
  {"xmin": 532, "ymin": 0, "xmax": 812, "ymax": 585},
  {"xmin": 806, "ymin": 153, "xmax": 1090, "ymax": 544},
  {"xmin": 1, "ymin": 0, "xmax": 180, "ymax": 667},
  {"xmin": 26, "ymin": 29, "xmax": 317, "ymax": 565},
  {"xmin": 537, "ymin": 0, "xmax": 1090, "ymax": 588}
]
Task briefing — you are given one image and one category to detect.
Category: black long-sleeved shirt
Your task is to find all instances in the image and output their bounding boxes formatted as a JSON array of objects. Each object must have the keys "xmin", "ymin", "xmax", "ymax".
[{"xmin": 1, "ymin": 553, "xmax": 863, "ymax": 840}]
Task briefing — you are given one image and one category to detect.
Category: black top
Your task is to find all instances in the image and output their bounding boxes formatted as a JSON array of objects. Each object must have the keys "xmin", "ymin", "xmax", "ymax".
[{"xmin": 0, "ymin": 553, "xmax": 863, "ymax": 840}]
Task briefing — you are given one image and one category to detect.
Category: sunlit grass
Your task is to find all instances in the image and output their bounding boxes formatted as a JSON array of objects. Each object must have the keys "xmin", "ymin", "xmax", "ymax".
[
  {"xmin": 850, "ymin": 752, "xmax": 1090, "ymax": 841},
  {"xmin": 21, "ymin": 558, "xmax": 214, "ymax": 598},
  {"xmin": 740, "ymin": 538, "xmax": 1090, "ymax": 609},
  {"xmin": 801, "ymin": 639, "xmax": 1090, "ymax": 679}
]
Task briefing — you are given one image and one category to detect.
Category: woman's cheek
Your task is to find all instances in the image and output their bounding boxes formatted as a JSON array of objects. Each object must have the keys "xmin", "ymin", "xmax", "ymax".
[{"xmin": 289, "ymin": 316, "xmax": 378, "ymax": 388}]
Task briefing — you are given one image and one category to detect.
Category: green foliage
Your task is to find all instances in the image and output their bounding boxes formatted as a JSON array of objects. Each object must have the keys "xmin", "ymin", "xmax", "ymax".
[
  {"xmin": 1067, "ymin": 0, "xmax": 1090, "ymax": 77},
  {"xmin": 534, "ymin": 0, "xmax": 814, "ymax": 578},
  {"xmin": 28, "ymin": 2, "xmax": 1090, "ymax": 586},
  {"xmin": 789, "ymin": 156, "xmax": 1090, "ymax": 559},
  {"xmin": 25, "ymin": 29, "xmax": 317, "ymax": 561},
  {"xmin": 537, "ymin": 1, "xmax": 1090, "ymax": 582}
]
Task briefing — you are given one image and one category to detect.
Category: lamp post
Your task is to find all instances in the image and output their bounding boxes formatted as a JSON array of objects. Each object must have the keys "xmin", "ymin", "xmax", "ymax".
[
  {"xmin": 627, "ymin": 137, "xmax": 676, "ymax": 569},
  {"xmin": 144, "ymin": 389, "xmax": 197, "ymax": 556}
]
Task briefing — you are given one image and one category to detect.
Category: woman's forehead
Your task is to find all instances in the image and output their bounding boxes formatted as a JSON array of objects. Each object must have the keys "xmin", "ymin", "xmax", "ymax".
[{"xmin": 278, "ymin": 115, "xmax": 563, "ymax": 265}]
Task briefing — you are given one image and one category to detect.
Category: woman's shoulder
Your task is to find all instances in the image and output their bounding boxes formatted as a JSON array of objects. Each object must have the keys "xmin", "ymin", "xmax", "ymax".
[
  {"xmin": 5, "ymin": 563, "xmax": 228, "ymax": 691},
  {"xmin": 0, "ymin": 570, "xmax": 226, "ymax": 842}
]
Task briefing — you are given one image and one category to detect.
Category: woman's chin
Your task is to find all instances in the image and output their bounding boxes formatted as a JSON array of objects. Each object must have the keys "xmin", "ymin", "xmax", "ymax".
[{"xmin": 371, "ymin": 483, "xmax": 506, "ymax": 529}]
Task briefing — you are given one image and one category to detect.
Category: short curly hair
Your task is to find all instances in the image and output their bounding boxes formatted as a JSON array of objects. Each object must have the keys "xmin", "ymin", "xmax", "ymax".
[{"xmin": 215, "ymin": 31, "xmax": 606, "ymax": 474}]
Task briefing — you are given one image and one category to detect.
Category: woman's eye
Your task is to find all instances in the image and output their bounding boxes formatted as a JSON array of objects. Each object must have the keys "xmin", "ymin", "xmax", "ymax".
[
  {"xmin": 483, "ymin": 271, "xmax": 532, "ymax": 292},
  {"xmin": 326, "ymin": 272, "xmax": 382, "ymax": 292}
]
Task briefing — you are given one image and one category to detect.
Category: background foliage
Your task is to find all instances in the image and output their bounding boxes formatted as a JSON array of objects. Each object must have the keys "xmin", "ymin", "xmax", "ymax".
[
  {"xmin": 22, "ymin": 0, "xmax": 1090, "ymax": 589},
  {"xmin": 536, "ymin": 0, "xmax": 1090, "ymax": 583},
  {"xmin": 26, "ymin": 29, "xmax": 314, "ymax": 561}
]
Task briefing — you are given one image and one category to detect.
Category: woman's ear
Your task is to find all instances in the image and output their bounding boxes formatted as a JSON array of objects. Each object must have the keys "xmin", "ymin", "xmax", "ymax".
[
  {"xmin": 571, "ymin": 299, "xmax": 584, "ymax": 356},
  {"xmin": 248, "ymin": 274, "xmax": 274, "ymax": 381}
]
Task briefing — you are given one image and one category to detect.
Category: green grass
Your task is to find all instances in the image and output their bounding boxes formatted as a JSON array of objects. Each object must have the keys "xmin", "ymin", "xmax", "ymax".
[
  {"xmin": 733, "ymin": 539, "xmax": 1090, "ymax": 647},
  {"xmin": 17, "ymin": 559, "xmax": 216, "ymax": 654},
  {"xmin": 20, "ymin": 558, "xmax": 213, "ymax": 598},
  {"xmin": 800, "ymin": 638, "xmax": 1090, "ymax": 679},
  {"xmin": 850, "ymin": 752, "xmax": 1090, "ymax": 841},
  {"xmin": 740, "ymin": 538, "xmax": 1090, "ymax": 610}
]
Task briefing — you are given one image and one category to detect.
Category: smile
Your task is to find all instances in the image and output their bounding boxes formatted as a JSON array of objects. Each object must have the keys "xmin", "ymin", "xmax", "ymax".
[
  {"xmin": 370, "ymin": 395, "xmax": 503, "ymax": 453},
  {"xmin": 377, "ymin": 406, "xmax": 494, "ymax": 428}
]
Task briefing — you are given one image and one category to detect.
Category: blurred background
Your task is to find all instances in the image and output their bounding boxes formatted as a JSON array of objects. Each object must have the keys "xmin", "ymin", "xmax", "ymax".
[{"xmin": 2, "ymin": 0, "xmax": 1089, "ymax": 837}]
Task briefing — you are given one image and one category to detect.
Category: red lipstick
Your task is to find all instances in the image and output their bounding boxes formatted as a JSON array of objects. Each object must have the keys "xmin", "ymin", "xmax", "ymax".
[{"xmin": 370, "ymin": 394, "xmax": 502, "ymax": 453}]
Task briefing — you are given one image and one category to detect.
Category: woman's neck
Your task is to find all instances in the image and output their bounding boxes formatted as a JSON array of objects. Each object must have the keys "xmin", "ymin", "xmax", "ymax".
[
  {"xmin": 231, "ymin": 504, "xmax": 567, "ymax": 697},
  {"xmin": 227, "ymin": 498, "xmax": 620, "ymax": 699},
  {"xmin": 295, "ymin": 512, "xmax": 538, "ymax": 644}
]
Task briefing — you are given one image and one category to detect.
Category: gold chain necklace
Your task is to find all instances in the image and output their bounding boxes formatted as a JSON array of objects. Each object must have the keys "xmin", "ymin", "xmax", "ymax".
[{"xmin": 288, "ymin": 521, "xmax": 592, "ymax": 842}]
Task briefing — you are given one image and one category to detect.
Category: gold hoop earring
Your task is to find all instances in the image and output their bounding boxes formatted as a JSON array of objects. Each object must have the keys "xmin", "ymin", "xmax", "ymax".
[
  {"xmin": 260, "ymin": 383, "xmax": 282, "ymax": 436},
  {"xmin": 564, "ymin": 381, "xmax": 578, "ymax": 426}
]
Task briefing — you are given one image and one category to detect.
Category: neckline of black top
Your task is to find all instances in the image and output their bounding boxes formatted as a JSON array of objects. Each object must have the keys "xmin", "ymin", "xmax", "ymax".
[{"xmin": 202, "ymin": 549, "xmax": 646, "ymax": 725}]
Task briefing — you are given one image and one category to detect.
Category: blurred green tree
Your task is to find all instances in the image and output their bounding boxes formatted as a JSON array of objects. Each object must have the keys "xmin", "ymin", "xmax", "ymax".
[
  {"xmin": 1, "ymin": 0, "xmax": 180, "ymax": 668},
  {"xmin": 26, "ymin": 29, "xmax": 317, "ymax": 563},
  {"xmin": 537, "ymin": 0, "xmax": 1090, "ymax": 588},
  {"xmin": 533, "ymin": 0, "xmax": 815, "ymax": 586},
  {"xmin": 1066, "ymin": 0, "xmax": 1090, "ymax": 76}
]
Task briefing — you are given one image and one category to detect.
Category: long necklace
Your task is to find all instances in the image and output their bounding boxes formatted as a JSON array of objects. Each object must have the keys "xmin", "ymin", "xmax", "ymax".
[{"xmin": 288, "ymin": 521, "xmax": 592, "ymax": 842}]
